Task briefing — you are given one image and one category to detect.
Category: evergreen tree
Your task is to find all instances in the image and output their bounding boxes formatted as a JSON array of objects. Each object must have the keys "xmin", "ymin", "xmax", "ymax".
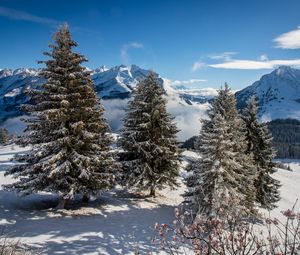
[
  {"xmin": 4, "ymin": 25, "xmax": 117, "ymax": 208},
  {"xmin": 184, "ymin": 84, "xmax": 256, "ymax": 219},
  {"xmin": 242, "ymin": 96, "xmax": 280, "ymax": 209},
  {"xmin": 0, "ymin": 128, "xmax": 10, "ymax": 144},
  {"xmin": 119, "ymin": 72, "xmax": 181, "ymax": 197}
]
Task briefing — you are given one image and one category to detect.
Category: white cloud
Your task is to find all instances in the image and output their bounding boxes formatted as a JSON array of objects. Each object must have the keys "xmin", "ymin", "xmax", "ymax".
[
  {"xmin": 192, "ymin": 61, "xmax": 206, "ymax": 71},
  {"xmin": 170, "ymin": 79, "xmax": 207, "ymax": 86},
  {"xmin": 259, "ymin": 54, "xmax": 269, "ymax": 61},
  {"xmin": 209, "ymin": 52, "xmax": 237, "ymax": 61},
  {"xmin": 192, "ymin": 52, "xmax": 237, "ymax": 71},
  {"xmin": 273, "ymin": 26, "xmax": 300, "ymax": 49},
  {"xmin": 209, "ymin": 58, "xmax": 300, "ymax": 70},
  {"xmin": 0, "ymin": 6, "xmax": 59, "ymax": 26},
  {"xmin": 120, "ymin": 42, "xmax": 143, "ymax": 64},
  {"xmin": 166, "ymin": 99, "xmax": 209, "ymax": 141},
  {"xmin": 102, "ymin": 99, "xmax": 129, "ymax": 131}
]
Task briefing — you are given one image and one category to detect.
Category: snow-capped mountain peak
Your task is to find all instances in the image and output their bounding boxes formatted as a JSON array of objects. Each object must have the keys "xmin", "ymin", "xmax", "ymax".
[
  {"xmin": 274, "ymin": 65, "xmax": 298, "ymax": 78},
  {"xmin": 94, "ymin": 65, "xmax": 109, "ymax": 73},
  {"xmin": 12, "ymin": 68, "xmax": 39, "ymax": 77},
  {"xmin": 0, "ymin": 69, "xmax": 13, "ymax": 78},
  {"xmin": 236, "ymin": 66, "xmax": 300, "ymax": 121}
]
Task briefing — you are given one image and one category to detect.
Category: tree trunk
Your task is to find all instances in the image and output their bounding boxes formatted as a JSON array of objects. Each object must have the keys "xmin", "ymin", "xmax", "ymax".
[
  {"xmin": 56, "ymin": 197, "xmax": 68, "ymax": 209},
  {"xmin": 150, "ymin": 186, "xmax": 156, "ymax": 197},
  {"xmin": 82, "ymin": 194, "xmax": 90, "ymax": 204}
]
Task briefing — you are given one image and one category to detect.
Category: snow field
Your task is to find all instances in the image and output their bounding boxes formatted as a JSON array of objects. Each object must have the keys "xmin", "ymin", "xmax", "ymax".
[{"xmin": 0, "ymin": 146, "xmax": 299, "ymax": 254}]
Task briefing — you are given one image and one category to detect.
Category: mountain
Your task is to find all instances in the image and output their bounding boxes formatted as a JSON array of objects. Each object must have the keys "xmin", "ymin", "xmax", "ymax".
[
  {"xmin": 0, "ymin": 68, "xmax": 43, "ymax": 121},
  {"xmin": 0, "ymin": 65, "xmax": 212, "ymax": 141},
  {"xmin": 0, "ymin": 65, "xmax": 163, "ymax": 122},
  {"xmin": 175, "ymin": 88, "xmax": 218, "ymax": 105},
  {"xmin": 0, "ymin": 65, "xmax": 213, "ymax": 141},
  {"xmin": 2, "ymin": 65, "xmax": 300, "ymax": 142},
  {"xmin": 236, "ymin": 66, "xmax": 300, "ymax": 121},
  {"xmin": 91, "ymin": 64, "xmax": 163, "ymax": 99}
]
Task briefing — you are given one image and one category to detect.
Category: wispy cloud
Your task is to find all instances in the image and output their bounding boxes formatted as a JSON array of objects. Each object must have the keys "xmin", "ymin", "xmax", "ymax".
[
  {"xmin": 192, "ymin": 61, "xmax": 206, "ymax": 71},
  {"xmin": 0, "ymin": 6, "xmax": 59, "ymax": 26},
  {"xmin": 192, "ymin": 52, "xmax": 237, "ymax": 71},
  {"xmin": 273, "ymin": 26, "xmax": 300, "ymax": 49},
  {"xmin": 120, "ymin": 42, "xmax": 143, "ymax": 64},
  {"xmin": 208, "ymin": 52, "xmax": 237, "ymax": 61},
  {"xmin": 170, "ymin": 79, "xmax": 207, "ymax": 86},
  {"xmin": 209, "ymin": 58, "xmax": 300, "ymax": 70}
]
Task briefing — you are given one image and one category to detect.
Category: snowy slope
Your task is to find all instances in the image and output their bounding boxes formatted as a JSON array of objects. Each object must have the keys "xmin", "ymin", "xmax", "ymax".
[
  {"xmin": 0, "ymin": 146, "xmax": 300, "ymax": 254},
  {"xmin": 236, "ymin": 66, "xmax": 300, "ymax": 121}
]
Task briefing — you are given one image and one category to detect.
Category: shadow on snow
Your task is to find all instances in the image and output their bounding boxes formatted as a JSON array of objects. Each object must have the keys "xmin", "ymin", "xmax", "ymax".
[{"xmin": 0, "ymin": 189, "xmax": 176, "ymax": 255}]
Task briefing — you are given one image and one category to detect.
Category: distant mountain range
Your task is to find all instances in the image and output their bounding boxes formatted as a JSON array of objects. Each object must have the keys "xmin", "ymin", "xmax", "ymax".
[
  {"xmin": 1, "ymin": 65, "xmax": 300, "ymax": 132},
  {"xmin": 0, "ymin": 65, "xmax": 163, "ymax": 122}
]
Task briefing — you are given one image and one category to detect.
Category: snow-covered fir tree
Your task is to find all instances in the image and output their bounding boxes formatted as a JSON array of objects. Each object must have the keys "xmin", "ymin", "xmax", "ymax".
[
  {"xmin": 184, "ymin": 84, "xmax": 256, "ymax": 219},
  {"xmin": 242, "ymin": 96, "xmax": 280, "ymax": 210},
  {"xmin": 4, "ymin": 25, "xmax": 118, "ymax": 208},
  {"xmin": 118, "ymin": 72, "xmax": 181, "ymax": 197}
]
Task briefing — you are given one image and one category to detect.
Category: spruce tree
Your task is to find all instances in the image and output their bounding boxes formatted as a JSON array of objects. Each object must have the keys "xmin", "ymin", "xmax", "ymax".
[
  {"xmin": 0, "ymin": 128, "xmax": 10, "ymax": 144},
  {"xmin": 119, "ymin": 72, "xmax": 181, "ymax": 197},
  {"xmin": 242, "ymin": 96, "xmax": 280, "ymax": 209},
  {"xmin": 184, "ymin": 84, "xmax": 256, "ymax": 218},
  {"xmin": 4, "ymin": 25, "xmax": 117, "ymax": 208}
]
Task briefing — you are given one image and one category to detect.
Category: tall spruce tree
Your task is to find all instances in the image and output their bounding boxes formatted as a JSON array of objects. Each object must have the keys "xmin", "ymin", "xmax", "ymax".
[
  {"xmin": 4, "ymin": 25, "xmax": 117, "ymax": 208},
  {"xmin": 184, "ymin": 84, "xmax": 256, "ymax": 218},
  {"xmin": 242, "ymin": 96, "xmax": 280, "ymax": 210},
  {"xmin": 119, "ymin": 72, "xmax": 181, "ymax": 197}
]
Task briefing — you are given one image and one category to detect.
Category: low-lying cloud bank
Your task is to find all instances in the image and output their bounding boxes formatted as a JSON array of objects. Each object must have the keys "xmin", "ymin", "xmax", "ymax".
[
  {"xmin": 102, "ymin": 97, "xmax": 208, "ymax": 141},
  {"xmin": 102, "ymin": 99, "xmax": 129, "ymax": 132},
  {"xmin": 166, "ymin": 99, "xmax": 208, "ymax": 141},
  {"xmin": 1, "ymin": 98, "xmax": 208, "ymax": 142}
]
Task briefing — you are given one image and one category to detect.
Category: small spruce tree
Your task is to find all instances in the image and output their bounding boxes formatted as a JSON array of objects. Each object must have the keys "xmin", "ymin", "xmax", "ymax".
[
  {"xmin": 4, "ymin": 25, "xmax": 117, "ymax": 208},
  {"xmin": 242, "ymin": 96, "xmax": 280, "ymax": 209},
  {"xmin": 0, "ymin": 128, "xmax": 10, "ymax": 144},
  {"xmin": 119, "ymin": 72, "xmax": 181, "ymax": 197},
  {"xmin": 184, "ymin": 84, "xmax": 256, "ymax": 218}
]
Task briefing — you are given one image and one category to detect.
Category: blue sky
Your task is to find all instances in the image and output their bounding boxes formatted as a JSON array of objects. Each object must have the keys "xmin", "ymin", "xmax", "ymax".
[{"xmin": 0, "ymin": 0, "xmax": 300, "ymax": 89}]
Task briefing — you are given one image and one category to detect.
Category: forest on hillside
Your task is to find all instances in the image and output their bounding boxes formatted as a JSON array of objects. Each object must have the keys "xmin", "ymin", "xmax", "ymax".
[
  {"xmin": 181, "ymin": 118, "xmax": 300, "ymax": 159},
  {"xmin": 268, "ymin": 118, "xmax": 300, "ymax": 158}
]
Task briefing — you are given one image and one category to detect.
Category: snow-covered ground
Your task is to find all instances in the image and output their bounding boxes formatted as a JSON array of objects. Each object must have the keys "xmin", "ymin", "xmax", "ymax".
[
  {"xmin": 0, "ymin": 145, "xmax": 185, "ymax": 254},
  {"xmin": 0, "ymin": 146, "xmax": 299, "ymax": 254},
  {"xmin": 271, "ymin": 159, "xmax": 300, "ymax": 216}
]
